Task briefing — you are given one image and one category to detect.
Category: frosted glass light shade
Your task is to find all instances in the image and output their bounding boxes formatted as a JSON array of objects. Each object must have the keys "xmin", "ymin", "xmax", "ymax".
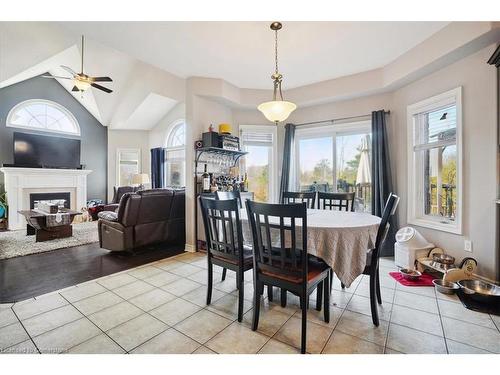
[
  {"xmin": 257, "ymin": 100, "xmax": 297, "ymax": 123},
  {"xmin": 74, "ymin": 79, "xmax": 91, "ymax": 91}
]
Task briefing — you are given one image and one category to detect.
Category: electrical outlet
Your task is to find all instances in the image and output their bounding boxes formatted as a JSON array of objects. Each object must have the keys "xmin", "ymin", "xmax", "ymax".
[{"xmin": 464, "ymin": 239, "xmax": 472, "ymax": 252}]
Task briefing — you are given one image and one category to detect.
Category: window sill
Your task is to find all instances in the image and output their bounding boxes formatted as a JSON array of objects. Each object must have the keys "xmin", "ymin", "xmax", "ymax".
[{"xmin": 408, "ymin": 217, "xmax": 462, "ymax": 235}]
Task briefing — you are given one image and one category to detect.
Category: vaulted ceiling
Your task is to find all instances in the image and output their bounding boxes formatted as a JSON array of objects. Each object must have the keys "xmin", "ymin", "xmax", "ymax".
[
  {"xmin": 2, "ymin": 21, "xmax": 495, "ymax": 131},
  {"xmin": 59, "ymin": 21, "xmax": 449, "ymax": 90}
]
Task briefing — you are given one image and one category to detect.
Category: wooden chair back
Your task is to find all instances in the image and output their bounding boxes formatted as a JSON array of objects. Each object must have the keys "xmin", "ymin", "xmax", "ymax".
[
  {"xmin": 246, "ymin": 200, "xmax": 308, "ymax": 283},
  {"xmin": 317, "ymin": 192, "xmax": 355, "ymax": 211},
  {"xmin": 199, "ymin": 197, "xmax": 245, "ymax": 264},
  {"xmin": 282, "ymin": 191, "xmax": 316, "ymax": 209}
]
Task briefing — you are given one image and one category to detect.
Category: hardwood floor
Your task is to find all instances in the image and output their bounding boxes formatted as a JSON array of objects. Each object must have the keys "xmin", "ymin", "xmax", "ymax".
[{"xmin": 0, "ymin": 242, "xmax": 184, "ymax": 303}]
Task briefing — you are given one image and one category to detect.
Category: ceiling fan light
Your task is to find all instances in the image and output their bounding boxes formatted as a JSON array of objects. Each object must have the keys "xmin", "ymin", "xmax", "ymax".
[
  {"xmin": 257, "ymin": 100, "xmax": 297, "ymax": 123},
  {"xmin": 74, "ymin": 79, "xmax": 91, "ymax": 91}
]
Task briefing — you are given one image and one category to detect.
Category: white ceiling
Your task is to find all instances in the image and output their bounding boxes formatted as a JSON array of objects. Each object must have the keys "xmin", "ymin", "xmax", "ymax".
[{"xmin": 59, "ymin": 21, "xmax": 448, "ymax": 90}]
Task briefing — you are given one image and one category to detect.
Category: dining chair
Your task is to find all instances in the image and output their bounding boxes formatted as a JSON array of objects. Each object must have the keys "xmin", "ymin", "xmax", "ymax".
[
  {"xmin": 282, "ymin": 191, "xmax": 316, "ymax": 209},
  {"xmin": 361, "ymin": 192, "xmax": 400, "ymax": 326},
  {"xmin": 246, "ymin": 200, "xmax": 330, "ymax": 354},
  {"xmin": 216, "ymin": 191, "xmax": 242, "ymax": 282},
  {"xmin": 199, "ymin": 196, "xmax": 252, "ymax": 322},
  {"xmin": 317, "ymin": 191, "xmax": 355, "ymax": 211},
  {"xmin": 216, "ymin": 190, "xmax": 242, "ymax": 208}
]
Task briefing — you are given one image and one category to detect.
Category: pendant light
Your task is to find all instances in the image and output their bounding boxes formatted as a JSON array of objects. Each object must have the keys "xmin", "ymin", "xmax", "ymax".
[{"xmin": 257, "ymin": 22, "xmax": 297, "ymax": 124}]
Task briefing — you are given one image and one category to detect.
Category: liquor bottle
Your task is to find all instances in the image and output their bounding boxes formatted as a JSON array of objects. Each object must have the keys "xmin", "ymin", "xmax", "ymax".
[
  {"xmin": 202, "ymin": 164, "xmax": 210, "ymax": 193},
  {"xmin": 243, "ymin": 173, "xmax": 249, "ymax": 192}
]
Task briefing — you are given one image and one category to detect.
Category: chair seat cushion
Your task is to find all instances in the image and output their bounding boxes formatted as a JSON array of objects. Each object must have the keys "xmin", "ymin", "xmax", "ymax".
[
  {"xmin": 261, "ymin": 259, "xmax": 329, "ymax": 284},
  {"xmin": 98, "ymin": 211, "xmax": 118, "ymax": 222},
  {"xmin": 212, "ymin": 245, "xmax": 253, "ymax": 265}
]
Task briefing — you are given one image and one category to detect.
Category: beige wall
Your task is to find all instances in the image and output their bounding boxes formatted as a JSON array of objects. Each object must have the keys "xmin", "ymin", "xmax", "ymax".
[
  {"xmin": 185, "ymin": 94, "xmax": 234, "ymax": 250},
  {"xmin": 107, "ymin": 129, "xmax": 151, "ymax": 202},
  {"xmin": 149, "ymin": 102, "xmax": 186, "ymax": 149},
  {"xmin": 391, "ymin": 45, "xmax": 498, "ymax": 280},
  {"xmin": 238, "ymin": 45, "xmax": 498, "ymax": 280}
]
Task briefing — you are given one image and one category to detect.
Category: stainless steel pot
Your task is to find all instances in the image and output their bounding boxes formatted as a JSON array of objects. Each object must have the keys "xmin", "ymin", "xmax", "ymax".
[{"xmin": 458, "ymin": 279, "xmax": 500, "ymax": 305}]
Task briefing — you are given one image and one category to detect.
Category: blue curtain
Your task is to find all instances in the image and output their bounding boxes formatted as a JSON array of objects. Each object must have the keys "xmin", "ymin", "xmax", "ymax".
[
  {"xmin": 279, "ymin": 123, "xmax": 296, "ymax": 203},
  {"xmin": 150, "ymin": 147, "xmax": 166, "ymax": 189},
  {"xmin": 371, "ymin": 110, "xmax": 397, "ymax": 256}
]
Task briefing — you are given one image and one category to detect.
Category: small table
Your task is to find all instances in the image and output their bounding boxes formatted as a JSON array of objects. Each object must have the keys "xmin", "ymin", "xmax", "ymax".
[{"xmin": 18, "ymin": 208, "xmax": 82, "ymax": 242}]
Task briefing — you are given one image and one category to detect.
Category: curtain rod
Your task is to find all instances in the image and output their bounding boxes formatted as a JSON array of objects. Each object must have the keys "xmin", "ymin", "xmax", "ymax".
[{"xmin": 294, "ymin": 110, "xmax": 390, "ymax": 127}]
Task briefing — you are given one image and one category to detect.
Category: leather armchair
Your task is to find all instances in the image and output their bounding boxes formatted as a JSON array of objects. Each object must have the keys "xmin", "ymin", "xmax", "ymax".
[
  {"xmin": 104, "ymin": 186, "xmax": 138, "ymax": 212},
  {"xmin": 98, "ymin": 188, "xmax": 185, "ymax": 252}
]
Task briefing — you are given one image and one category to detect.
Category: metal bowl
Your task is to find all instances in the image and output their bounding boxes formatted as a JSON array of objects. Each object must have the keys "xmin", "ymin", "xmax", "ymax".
[
  {"xmin": 432, "ymin": 279, "xmax": 459, "ymax": 295},
  {"xmin": 458, "ymin": 279, "xmax": 500, "ymax": 296},
  {"xmin": 400, "ymin": 268, "xmax": 422, "ymax": 281},
  {"xmin": 432, "ymin": 253, "xmax": 455, "ymax": 265}
]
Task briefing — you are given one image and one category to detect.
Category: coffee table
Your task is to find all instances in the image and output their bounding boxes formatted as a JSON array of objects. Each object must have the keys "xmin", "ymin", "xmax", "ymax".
[{"xmin": 18, "ymin": 208, "xmax": 82, "ymax": 242}]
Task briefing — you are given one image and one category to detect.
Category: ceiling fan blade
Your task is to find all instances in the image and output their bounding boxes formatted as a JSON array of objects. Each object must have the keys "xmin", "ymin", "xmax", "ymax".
[
  {"xmin": 42, "ymin": 75, "xmax": 72, "ymax": 80},
  {"xmin": 71, "ymin": 86, "xmax": 80, "ymax": 92},
  {"xmin": 90, "ymin": 76, "xmax": 113, "ymax": 82},
  {"xmin": 61, "ymin": 65, "xmax": 77, "ymax": 76},
  {"xmin": 91, "ymin": 83, "xmax": 113, "ymax": 93}
]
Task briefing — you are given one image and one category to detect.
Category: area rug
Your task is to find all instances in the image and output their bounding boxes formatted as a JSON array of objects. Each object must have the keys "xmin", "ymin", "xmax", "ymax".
[{"xmin": 0, "ymin": 221, "xmax": 99, "ymax": 260}]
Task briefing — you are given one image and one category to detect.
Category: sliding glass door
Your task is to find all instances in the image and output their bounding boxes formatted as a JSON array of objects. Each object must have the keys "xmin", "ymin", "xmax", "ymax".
[{"xmin": 295, "ymin": 121, "xmax": 372, "ymax": 211}]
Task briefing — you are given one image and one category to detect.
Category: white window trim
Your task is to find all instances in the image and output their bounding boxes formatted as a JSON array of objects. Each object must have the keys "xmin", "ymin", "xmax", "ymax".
[
  {"xmin": 116, "ymin": 148, "xmax": 141, "ymax": 187},
  {"xmin": 293, "ymin": 120, "xmax": 371, "ymax": 191},
  {"xmin": 6, "ymin": 99, "xmax": 81, "ymax": 136},
  {"xmin": 239, "ymin": 124, "xmax": 278, "ymax": 203},
  {"xmin": 406, "ymin": 87, "xmax": 463, "ymax": 235}
]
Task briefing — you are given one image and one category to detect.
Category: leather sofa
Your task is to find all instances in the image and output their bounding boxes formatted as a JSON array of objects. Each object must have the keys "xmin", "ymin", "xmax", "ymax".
[
  {"xmin": 98, "ymin": 188, "xmax": 185, "ymax": 251},
  {"xmin": 103, "ymin": 186, "xmax": 138, "ymax": 212}
]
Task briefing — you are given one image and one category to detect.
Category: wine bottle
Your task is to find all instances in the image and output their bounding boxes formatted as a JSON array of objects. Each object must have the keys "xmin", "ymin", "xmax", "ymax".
[
  {"xmin": 202, "ymin": 164, "xmax": 210, "ymax": 193},
  {"xmin": 243, "ymin": 173, "xmax": 249, "ymax": 192}
]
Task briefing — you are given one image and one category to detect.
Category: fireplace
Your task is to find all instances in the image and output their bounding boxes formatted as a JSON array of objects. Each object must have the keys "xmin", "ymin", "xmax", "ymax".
[
  {"xmin": 30, "ymin": 192, "xmax": 71, "ymax": 210},
  {"xmin": 0, "ymin": 167, "xmax": 92, "ymax": 230}
]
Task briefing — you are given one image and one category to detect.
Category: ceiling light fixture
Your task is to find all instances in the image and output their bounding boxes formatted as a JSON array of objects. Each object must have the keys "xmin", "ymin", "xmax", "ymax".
[{"xmin": 257, "ymin": 22, "xmax": 297, "ymax": 124}]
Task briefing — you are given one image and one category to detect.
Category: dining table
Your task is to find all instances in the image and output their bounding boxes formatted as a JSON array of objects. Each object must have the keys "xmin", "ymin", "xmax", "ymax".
[{"xmin": 238, "ymin": 208, "xmax": 381, "ymax": 287}]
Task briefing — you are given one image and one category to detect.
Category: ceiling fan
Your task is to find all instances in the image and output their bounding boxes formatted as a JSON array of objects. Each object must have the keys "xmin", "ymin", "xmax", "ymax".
[{"xmin": 43, "ymin": 35, "xmax": 113, "ymax": 94}]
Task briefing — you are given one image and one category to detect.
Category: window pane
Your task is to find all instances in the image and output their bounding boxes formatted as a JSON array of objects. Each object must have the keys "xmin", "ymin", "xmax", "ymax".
[
  {"xmin": 298, "ymin": 137, "xmax": 333, "ymax": 192},
  {"xmin": 336, "ymin": 132, "xmax": 372, "ymax": 211},
  {"xmin": 245, "ymin": 145, "xmax": 270, "ymax": 202},
  {"xmin": 423, "ymin": 144, "xmax": 457, "ymax": 220},
  {"xmin": 7, "ymin": 100, "xmax": 80, "ymax": 135},
  {"xmin": 168, "ymin": 123, "xmax": 186, "ymax": 147},
  {"xmin": 166, "ymin": 161, "xmax": 185, "ymax": 187},
  {"xmin": 119, "ymin": 163, "xmax": 138, "ymax": 186},
  {"xmin": 419, "ymin": 105, "xmax": 456, "ymax": 145}
]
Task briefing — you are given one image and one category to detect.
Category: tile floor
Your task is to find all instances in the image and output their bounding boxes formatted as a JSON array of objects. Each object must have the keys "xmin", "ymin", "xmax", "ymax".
[{"xmin": 1, "ymin": 252, "xmax": 499, "ymax": 354}]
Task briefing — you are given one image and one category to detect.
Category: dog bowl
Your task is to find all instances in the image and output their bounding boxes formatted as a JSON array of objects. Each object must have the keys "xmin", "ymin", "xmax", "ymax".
[
  {"xmin": 458, "ymin": 279, "xmax": 500, "ymax": 296},
  {"xmin": 400, "ymin": 268, "xmax": 422, "ymax": 281},
  {"xmin": 432, "ymin": 279, "xmax": 459, "ymax": 295}
]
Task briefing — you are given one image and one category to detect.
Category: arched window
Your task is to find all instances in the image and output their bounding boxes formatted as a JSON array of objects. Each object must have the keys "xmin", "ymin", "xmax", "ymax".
[
  {"xmin": 6, "ymin": 99, "xmax": 81, "ymax": 136},
  {"xmin": 165, "ymin": 120, "xmax": 186, "ymax": 187}
]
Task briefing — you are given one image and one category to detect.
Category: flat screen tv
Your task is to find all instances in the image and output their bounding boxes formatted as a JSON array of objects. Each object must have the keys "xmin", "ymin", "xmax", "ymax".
[{"xmin": 13, "ymin": 132, "xmax": 81, "ymax": 169}]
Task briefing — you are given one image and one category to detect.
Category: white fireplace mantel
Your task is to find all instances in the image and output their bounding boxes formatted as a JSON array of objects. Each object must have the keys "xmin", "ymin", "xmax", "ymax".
[{"xmin": 0, "ymin": 167, "xmax": 92, "ymax": 230}]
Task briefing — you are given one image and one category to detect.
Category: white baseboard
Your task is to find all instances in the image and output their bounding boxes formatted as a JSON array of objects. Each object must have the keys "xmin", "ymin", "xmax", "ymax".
[{"xmin": 184, "ymin": 243, "xmax": 195, "ymax": 253}]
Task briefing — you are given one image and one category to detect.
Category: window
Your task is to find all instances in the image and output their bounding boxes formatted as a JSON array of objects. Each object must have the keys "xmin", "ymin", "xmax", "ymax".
[
  {"xmin": 165, "ymin": 120, "xmax": 186, "ymax": 187},
  {"xmin": 240, "ymin": 125, "xmax": 278, "ymax": 203},
  {"xmin": 294, "ymin": 121, "xmax": 372, "ymax": 212},
  {"xmin": 7, "ymin": 99, "xmax": 80, "ymax": 136},
  {"xmin": 407, "ymin": 87, "xmax": 462, "ymax": 234},
  {"xmin": 117, "ymin": 149, "xmax": 141, "ymax": 186}
]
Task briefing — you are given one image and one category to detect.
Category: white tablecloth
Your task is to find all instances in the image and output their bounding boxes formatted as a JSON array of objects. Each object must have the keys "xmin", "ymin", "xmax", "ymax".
[{"xmin": 239, "ymin": 208, "xmax": 380, "ymax": 287}]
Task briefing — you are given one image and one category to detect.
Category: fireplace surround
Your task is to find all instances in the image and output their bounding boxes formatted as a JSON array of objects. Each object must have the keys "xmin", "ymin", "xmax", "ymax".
[{"xmin": 0, "ymin": 167, "xmax": 92, "ymax": 230}]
